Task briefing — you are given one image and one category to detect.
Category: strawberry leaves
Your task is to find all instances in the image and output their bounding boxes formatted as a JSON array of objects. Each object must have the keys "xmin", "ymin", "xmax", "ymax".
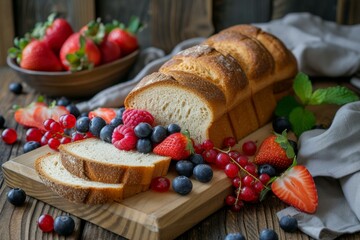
[{"xmin": 275, "ymin": 72, "xmax": 359, "ymax": 137}]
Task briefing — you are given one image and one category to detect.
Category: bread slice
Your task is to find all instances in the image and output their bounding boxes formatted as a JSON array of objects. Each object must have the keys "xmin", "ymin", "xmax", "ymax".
[
  {"xmin": 35, "ymin": 153, "xmax": 144, "ymax": 204},
  {"xmin": 59, "ymin": 138, "xmax": 171, "ymax": 185}
]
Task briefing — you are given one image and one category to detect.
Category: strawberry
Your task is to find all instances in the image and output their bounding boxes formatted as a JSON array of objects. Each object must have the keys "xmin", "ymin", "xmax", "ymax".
[
  {"xmin": 33, "ymin": 102, "xmax": 69, "ymax": 127},
  {"xmin": 122, "ymin": 109, "xmax": 154, "ymax": 128},
  {"xmin": 99, "ymin": 38, "xmax": 122, "ymax": 64},
  {"xmin": 19, "ymin": 40, "xmax": 63, "ymax": 71},
  {"xmin": 88, "ymin": 108, "xmax": 117, "ymax": 124},
  {"xmin": 31, "ymin": 13, "xmax": 73, "ymax": 54},
  {"xmin": 153, "ymin": 132, "xmax": 194, "ymax": 160},
  {"xmin": 254, "ymin": 131, "xmax": 295, "ymax": 170},
  {"xmin": 59, "ymin": 33, "xmax": 101, "ymax": 71},
  {"xmin": 271, "ymin": 165, "xmax": 318, "ymax": 213},
  {"xmin": 107, "ymin": 17, "xmax": 141, "ymax": 56}
]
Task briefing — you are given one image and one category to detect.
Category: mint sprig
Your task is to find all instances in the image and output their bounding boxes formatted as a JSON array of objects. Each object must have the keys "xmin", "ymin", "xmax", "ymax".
[{"xmin": 275, "ymin": 72, "xmax": 359, "ymax": 137}]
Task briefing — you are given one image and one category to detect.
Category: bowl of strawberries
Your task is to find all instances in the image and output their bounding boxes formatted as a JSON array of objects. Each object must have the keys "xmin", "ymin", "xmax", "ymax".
[{"xmin": 7, "ymin": 14, "xmax": 140, "ymax": 98}]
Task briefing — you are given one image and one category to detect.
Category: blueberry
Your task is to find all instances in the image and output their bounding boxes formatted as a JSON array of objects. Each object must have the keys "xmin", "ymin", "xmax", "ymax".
[
  {"xmin": 175, "ymin": 160, "xmax": 194, "ymax": 177},
  {"xmin": 110, "ymin": 117, "xmax": 123, "ymax": 127},
  {"xmin": 193, "ymin": 164, "xmax": 213, "ymax": 183},
  {"xmin": 9, "ymin": 82, "xmax": 23, "ymax": 94},
  {"xmin": 151, "ymin": 125, "xmax": 167, "ymax": 143},
  {"xmin": 79, "ymin": 112, "xmax": 89, "ymax": 118},
  {"xmin": 117, "ymin": 107, "xmax": 126, "ymax": 119},
  {"xmin": 89, "ymin": 117, "xmax": 106, "ymax": 137},
  {"xmin": 76, "ymin": 116, "xmax": 90, "ymax": 133},
  {"xmin": 134, "ymin": 122, "xmax": 153, "ymax": 138},
  {"xmin": 288, "ymin": 140, "xmax": 298, "ymax": 155},
  {"xmin": 7, "ymin": 188, "xmax": 26, "ymax": 206},
  {"xmin": 23, "ymin": 141, "xmax": 41, "ymax": 153},
  {"xmin": 225, "ymin": 232, "xmax": 246, "ymax": 240},
  {"xmin": 167, "ymin": 123, "xmax": 181, "ymax": 135},
  {"xmin": 189, "ymin": 153, "xmax": 205, "ymax": 165},
  {"xmin": 54, "ymin": 215, "xmax": 75, "ymax": 236},
  {"xmin": 136, "ymin": 138, "xmax": 153, "ymax": 153},
  {"xmin": 272, "ymin": 116, "xmax": 292, "ymax": 134},
  {"xmin": 0, "ymin": 115, "xmax": 5, "ymax": 129},
  {"xmin": 66, "ymin": 104, "xmax": 80, "ymax": 118},
  {"xmin": 56, "ymin": 97, "xmax": 71, "ymax": 106},
  {"xmin": 279, "ymin": 215, "xmax": 298, "ymax": 233},
  {"xmin": 172, "ymin": 176, "xmax": 193, "ymax": 195},
  {"xmin": 100, "ymin": 125, "xmax": 115, "ymax": 143},
  {"xmin": 259, "ymin": 229, "xmax": 278, "ymax": 240},
  {"xmin": 258, "ymin": 164, "xmax": 277, "ymax": 177}
]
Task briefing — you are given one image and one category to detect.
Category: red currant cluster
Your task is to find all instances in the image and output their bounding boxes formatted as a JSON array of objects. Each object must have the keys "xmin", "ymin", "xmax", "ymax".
[{"xmin": 195, "ymin": 137, "xmax": 271, "ymax": 212}]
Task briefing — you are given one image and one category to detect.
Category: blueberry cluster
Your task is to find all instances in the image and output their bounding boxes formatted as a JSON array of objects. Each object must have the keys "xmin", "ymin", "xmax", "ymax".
[{"xmin": 172, "ymin": 153, "xmax": 213, "ymax": 195}]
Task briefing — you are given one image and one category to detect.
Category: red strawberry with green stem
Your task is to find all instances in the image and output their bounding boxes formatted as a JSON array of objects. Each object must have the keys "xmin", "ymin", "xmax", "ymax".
[
  {"xmin": 271, "ymin": 164, "xmax": 318, "ymax": 213},
  {"xmin": 254, "ymin": 130, "xmax": 295, "ymax": 170},
  {"xmin": 31, "ymin": 13, "xmax": 73, "ymax": 54},
  {"xmin": 107, "ymin": 16, "xmax": 141, "ymax": 56},
  {"xmin": 153, "ymin": 131, "xmax": 194, "ymax": 160},
  {"xmin": 60, "ymin": 33, "xmax": 101, "ymax": 71}
]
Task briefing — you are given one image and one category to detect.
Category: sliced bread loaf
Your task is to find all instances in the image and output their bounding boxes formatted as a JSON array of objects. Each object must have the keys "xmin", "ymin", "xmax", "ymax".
[
  {"xmin": 35, "ymin": 153, "xmax": 144, "ymax": 204},
  {"xmin": 58, "ymin": 138, "xmax": 171, "ymax": 185}
]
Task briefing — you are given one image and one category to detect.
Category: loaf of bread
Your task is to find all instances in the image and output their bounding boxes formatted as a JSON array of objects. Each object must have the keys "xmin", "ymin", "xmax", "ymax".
[
  {"xmin": 35, "ymin": 153, "xmax": 145, "ymax": 204},
  {"xmin": 59, "ymin": 138, "xmax": 171, "ymax": 185},
  {"xmin": 125, "ymin": 25, "xmax": 298, "ymax": 147}
]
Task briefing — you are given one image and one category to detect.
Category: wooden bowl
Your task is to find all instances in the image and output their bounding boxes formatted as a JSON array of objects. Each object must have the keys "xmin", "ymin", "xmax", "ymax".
[{"xmin": 7, "ymin": 50, "xmax": 139, "ymax": 98}]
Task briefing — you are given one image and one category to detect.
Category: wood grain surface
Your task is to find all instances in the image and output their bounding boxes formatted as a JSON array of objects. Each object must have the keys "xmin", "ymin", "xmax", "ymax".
[{"xmin": 1, "ymin": 66, "xmax": 360, "ymax": 239}]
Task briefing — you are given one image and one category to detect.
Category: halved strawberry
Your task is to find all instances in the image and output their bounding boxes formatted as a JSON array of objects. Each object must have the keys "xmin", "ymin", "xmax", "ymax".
[
  {"xmin": 14, "ymin": 101, "xmax": 47, "ymax": 130},
  {"xmin": 271, "ymin": 165, "xmax": 318, "ymax": 213},
  {"xmin": 33, "ymin": 102, "xmax": 69, "ymax": 126},
  {"xmin": 153, "ymin": 131, "xmax": 194, "ymax": 160},
  {"xmin": 88, "ymin": 108, "xmax": 117, "ymax": 124}
]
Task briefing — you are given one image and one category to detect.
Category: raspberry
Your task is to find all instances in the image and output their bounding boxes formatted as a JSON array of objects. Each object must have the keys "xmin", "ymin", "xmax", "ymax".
[
  {"xmin": 112, "ymin": 124, "xmax": 138, "ymax": 151},
  {"xmin": 122, "ymin": 109, "xmax": 154, "ymax": 128}
]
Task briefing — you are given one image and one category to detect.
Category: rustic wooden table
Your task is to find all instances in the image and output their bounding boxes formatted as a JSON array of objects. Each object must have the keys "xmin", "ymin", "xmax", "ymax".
[{"xmin": 0, "ymin": 66, "xmax": 359, "ymax": 240}]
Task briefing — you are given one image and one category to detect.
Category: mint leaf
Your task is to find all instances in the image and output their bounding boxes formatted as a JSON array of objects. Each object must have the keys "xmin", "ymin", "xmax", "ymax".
[
  {"xmin": 293, "ymin": 72, "xmax": 313, "ymax": 104},
  {"xmin": 309, "ymin": 86, "xmax": 359, "ymax": 105},
  {"xmin": 275, "ymin": 95, "xmax": 301, "ymax": 117},
  {"xmin": 289, "ymin": 107, "xmax": 316, "ymax": 136}
]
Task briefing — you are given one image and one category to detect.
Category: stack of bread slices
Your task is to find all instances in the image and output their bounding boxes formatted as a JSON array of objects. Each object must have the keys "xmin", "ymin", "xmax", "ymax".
[
  {"xmin": 125, "ymin": 25, "xmax": 298, "ymax": 147},
  {"xmin": 35, "ymin": 138, "xmax": 171, "ymax": 204}
]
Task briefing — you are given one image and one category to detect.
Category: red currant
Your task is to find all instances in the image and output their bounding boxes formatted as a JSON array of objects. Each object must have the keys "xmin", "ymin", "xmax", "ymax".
[
  {"xmin": 239, "ymin": 186, "xmax": 257, "ymax": 202},
  {"xmin": 231, "ymin": 201, "xmax": 244, "ymax": 212},
  {"xmin": 232, "ymin": 177, "xmax": 241, "ymax": 188},
  {"xmin": 2, "ymin": 128, "xmax": 17, "ymax": 144},
  {"xmin": 25, "ymin": 128, "xmax": 43, "ymax": 142},
  {"xmin": 223, "ymin": 137, "xmax": 236, "ymax": 147},
  {"xmin": 259, "ymin": 173, "xmax": 271, "ymax": 184},
  {"xmin": 150, "ymin": 176, "xmax": 170, "ymax": 192},
  {"xmin": 235, "ymin": 155, "xmax": 249, "ymax": 168},
  {"xmin": 225, "ymin": 195, "xmax": 236, "ymax": 206},
  {"xmin": 71, "ymin": 132, "xmax": 85, "ymax": 142},
  {"xmin": 38, "ymin": 214, "xmax": 54, "ymax": 232},
  {"xmin": 48, "ymin": 138, "xmax": 61, "ymax": 150},
  {"xmin": 228, "ymin": 150, "xmax": 241, "ymax": 160},
  {"xmin": 202, "ymin": 149, "xmax": 217, "ymax": 163},
  {"xmin": 60, "ymin": 137, "xmax": 71, "ymax": 144},
  {"xmin": 50, "ymin": 121, "xmax": 63, "ymax": 133},
  {"xmin": 194, "ymin": 143, "xmax": 204, "ymax": 154},
  {"xmin": 242, "ymin": 140, "xmax": 257, "ymax": 156},
  {"xmin": 224, "ymin": 163, "xmax": 239, "ymax": 178},
  {"xmin": 242, "ymin": 175, "xmax": 255, "ymax": 187},
  {"xmin": 215, "ymin": 153, "xmax": 231, "ymax": 169},
  {"xmin": 244, "ymin": 163, "xmax": 257, "ymax": 176},
  {"xmin": 202, "ymin": 139, "xmax": 214, "ymax": 151},
  {"xmin": 60, "ymin": 114, "xmax": 76, "ymax": 129},
  {"xmin": 253, "ymin": 181, "xmax": 264, "ymax": 193},
  {"xmin": 40, "ymin": 136, "xmax": 49, "ymax": 146},
  {"xmin": 43, "ymin": 119, "xmax": 55, "ymax": 131}
]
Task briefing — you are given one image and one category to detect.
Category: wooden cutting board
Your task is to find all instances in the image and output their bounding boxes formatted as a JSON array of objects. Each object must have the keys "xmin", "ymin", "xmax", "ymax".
[{"xmin": 1, "ymin": 113, "xmax": 335, "ymax": 240}]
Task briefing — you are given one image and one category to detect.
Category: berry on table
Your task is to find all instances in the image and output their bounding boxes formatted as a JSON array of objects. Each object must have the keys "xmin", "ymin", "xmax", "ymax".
[
  {"xmin": 43, "ymin": 119, "xmax": 55, "ymax": 131},
  {"xmin": 60, "ymin": 114, "xmax": 76, "ymax": 129},
  {"xmin": 134, "ymin": 122, "xmax": 153, "ymax": 138},
  {"xmin": 258, "ymin": 164, "xmax": 277, "ymax": 177},
  {"xmin": 279, "ymin": 215, "xmax": 298, "ymax": 233},
  {"xmin": 235, "ymin": 155, "xmax": 249, "ymax": 168},
  {"xmin": 99, "ymin": 125, "xmax": 115, "ymax": 143},
  {"xmin": 54, "ymin": 215, "xmax": 75, "ymax": 236},
  {"xmin": 224, "ymin": 163, "xmax": 239, "ymax": 178},
  {"xmin": 189, "ymin": 153, "xmax": 205, "ymax": 165},
  {"xmin": 193, "ymin": 164, "xmax": 213, "ymax": 183},
  {"xmin": 167, "ymin": 123, "xmax": 181, "ymax": 135},
  {"xmin": 150, "ymin": 125, "xmax": 167, "ymax": 143},
  {"xmin": 7, "ymin": 188, "xmax": 26, "ymax": 206},
  {"xmin": 116, "ymin": 107, "xmax": 126, "ymax": 119},
  {"xmin": 48, "ymin": 137, "xmax": 61, "ymax": 150},
  {"xmin": 109, "ymin": 117, "xmax": 123, "ymax": 128},
  {"xmin": 75, "ymin": 116, "xmax": 90, "ymax": 133},
  {"xmin": 71, "ymin": 132, "xmax": 85, "ymax": 142},
  {"xmin": 56, "ymin": 97, "xmax": 71, "ymax": 106},
  {"xmin": 25, "ymin": 128, "xmax": 43, "ymax": 142},
  {"xmin": 136, "ymin": 138, "xmax": 153, "ymax": 153},
  {"xmin": 223, "ymin": 137, "xmax": 236, "ymax": 148},
  {"xmin": 239, "ymin": 186, "xmax": 257, "ymax": 202},
  {"xmin": 172, "ymin": 176, "xmax": 193, "ymax": 195},
  {"xmin": 66, "ymin": 104, "xmax": 80, "ymax": 118},
  {"xmin": 89, "ymin": 116, "xmax": 106, "ymax": 137},
  {"xmin": 112, "ymin": 124, "xmax": 138, "ymax": 151},
  {"xmin": 2, "ymin": 128, "xmax": 17, "ymax": 144},
  {"xmin": 272, "ymin": 116, "xmax": 292, "ymax": 134},
  {"xmin": 122, "ymin": 109, "xmax": 154, "ymax": 128},
  {"xmin": 225, "ymin": 195, "xmax": 236, "ymax": 206},
  {"xmin": 202, "ymin": 139, "xmax": 214, "ymax": 150},
  {"xmin": 9, "ymin": 82, "xmax": 23, "ymax": 94},
  {"xmin": 242, "ymin": 140, "xmax": 257, "ymax": 156},
  {"xmin": 23, "ymin": 141, "xmax": 41, "ymax": 153},
  {"xmin": 215, "ymin": 152, "xmax": 231, "ymax": 169},
  {"xmin": 202, "ymin": 149, "xmax": 217, "ymax": 163},
  {"xmin": 224, "ymin": 232, "xmax": 246, "ymax": 240},
  {"xmin": 150, "ymin": 176, "xmax": 170, "ymax": 192},
  {"xmin": 38, "ymin": 214, "xmax": 54, "ymax": 232},
  {"xmin": 259, "ymin": 228, "xmax": 278, "ymax": 240},
  {"xmin": 175, "ymin": 160, "xmax": 194, "ymax": 177}
]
